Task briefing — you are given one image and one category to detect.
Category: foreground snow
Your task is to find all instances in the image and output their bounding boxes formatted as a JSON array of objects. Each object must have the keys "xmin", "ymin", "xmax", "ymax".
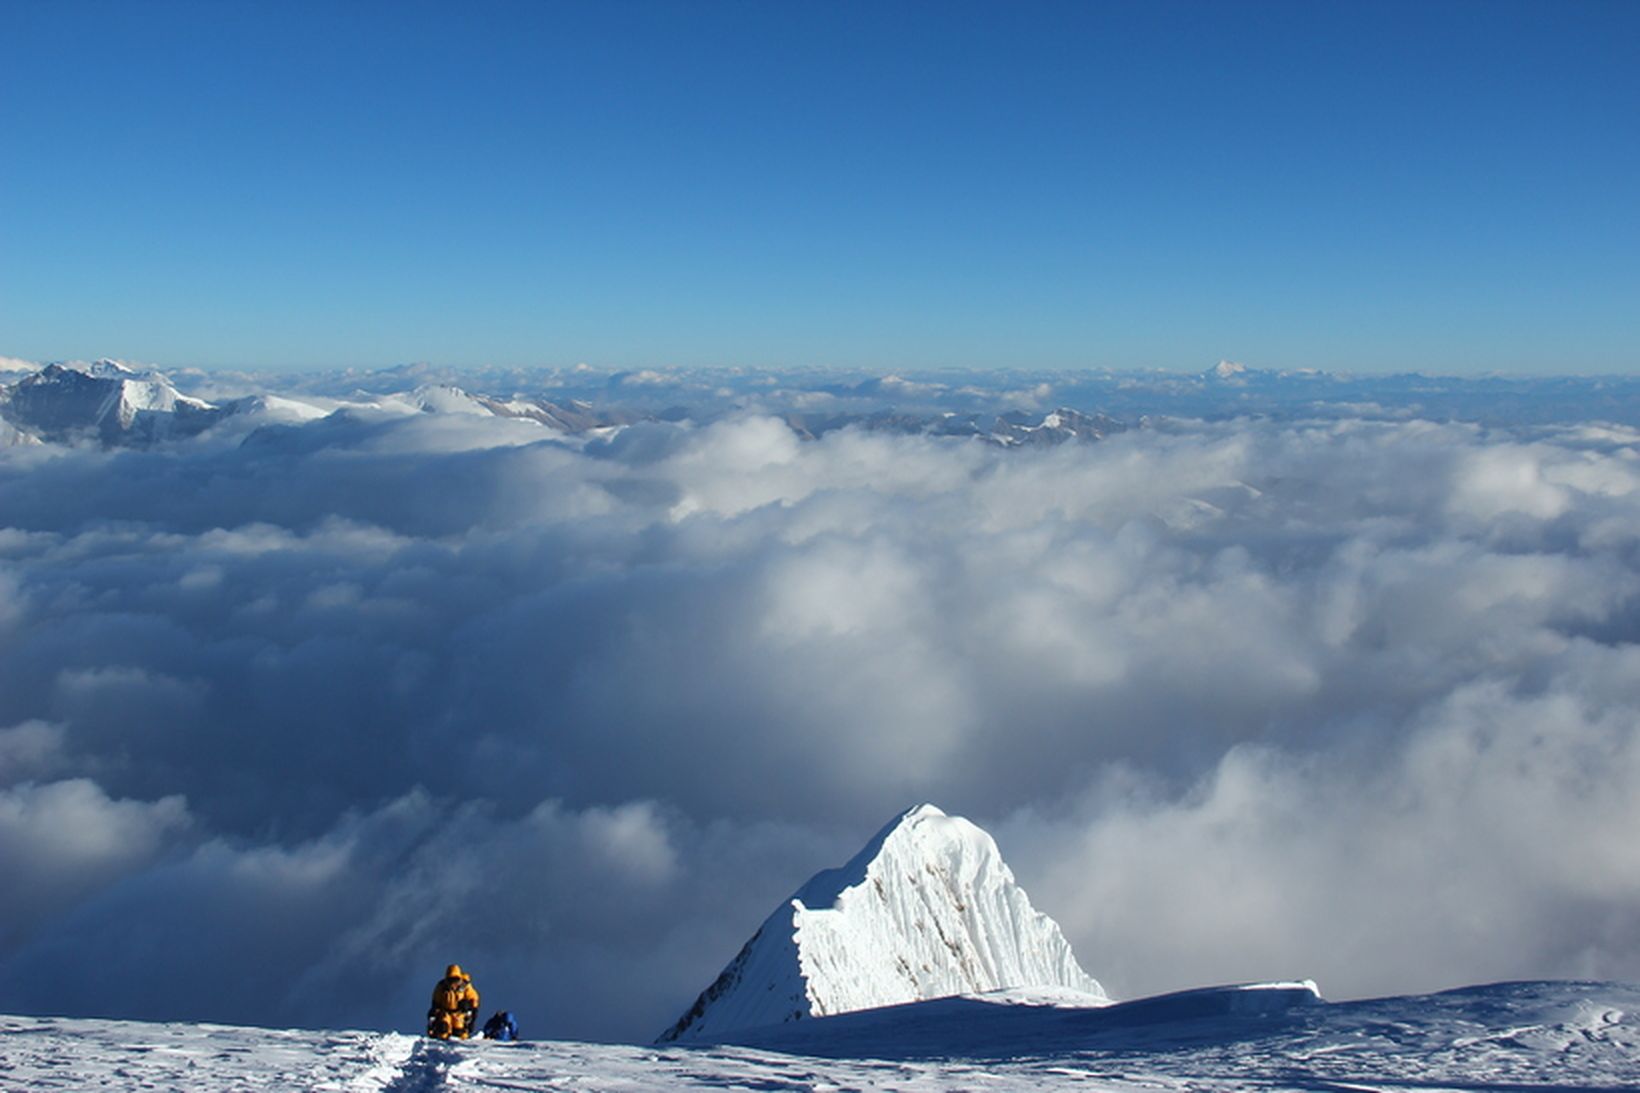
[{"xmin": 4, "ymin": 980, "xmax": 1637, "ymax": 1091}]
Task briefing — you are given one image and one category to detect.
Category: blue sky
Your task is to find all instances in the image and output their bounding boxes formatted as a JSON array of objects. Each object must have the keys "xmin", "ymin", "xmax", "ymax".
[{"xmin": 3, "ymin": 1, "xmax": 1636, "ymax": 373}]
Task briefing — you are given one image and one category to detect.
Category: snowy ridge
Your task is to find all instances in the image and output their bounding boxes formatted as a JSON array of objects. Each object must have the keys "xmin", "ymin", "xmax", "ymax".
[
  {"xmin": 0, "ymin": 361, "xmax": 1135, "ymax": 450},
  {"xmin": 0, "ymin": 361, "xmax": 636, "ymax": 448},
  {"xmin": 660, "ymin": 804, "xmax": 1106, "ymax": 1043},
  {"xmin": 728, "ymin": 979, "xmax": 1325, "ymax": 1058},
  {"xmin": 5, "ymin": 981, "xmax": 1640, "ymax": 1090},
  {"xmin": 0, "ymin": 359, "xmax": 223, "ymax": 445}
]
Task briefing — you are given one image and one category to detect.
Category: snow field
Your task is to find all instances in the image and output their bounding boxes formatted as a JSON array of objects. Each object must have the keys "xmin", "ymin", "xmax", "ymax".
[{"xmin": 4, "ymin": 981, "xmax": 1639, "ymax": 1092}]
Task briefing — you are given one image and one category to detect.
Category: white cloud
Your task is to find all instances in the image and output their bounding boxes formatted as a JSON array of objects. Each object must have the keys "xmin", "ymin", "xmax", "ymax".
[
  {"xmin": 1005, "ymin": 647, "xmax": 1640, "ymax": 1001},
  {"xmin": 565, "ymin": 801, "xmax": 680, "ymax": 886},
  {"xmin": 3, "ymin": 398, "xmax": 1640, "ymax": 1038},
  {"xmin": 0, "ymin": 779, "xmax": 189, "ymax": 944},
  {"xmin": 0, "ymin": 565, "xmax": 20, "ymax": 630},
  {"xmin": 1448, "ymin": 444, "xmax": 1571, "ymax": 522},
  {"xmin": 0, "ymin": 721, "xmax": 68, "ymax": 785}
]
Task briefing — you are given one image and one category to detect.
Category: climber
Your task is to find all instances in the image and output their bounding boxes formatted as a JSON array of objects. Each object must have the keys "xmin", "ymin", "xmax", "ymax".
[
  {"xmin": 481, "ymin": 1010, "xmax": 519, "ymax": 1041},
  {"xmin": 427, "ymin": 963, "xmax": 481, "ymax": 1040}
]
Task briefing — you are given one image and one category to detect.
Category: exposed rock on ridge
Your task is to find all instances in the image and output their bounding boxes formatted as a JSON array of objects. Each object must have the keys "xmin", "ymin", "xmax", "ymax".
[{"xmin": 0, "ymin": 360, "xmax": 223, "ymax": 445}]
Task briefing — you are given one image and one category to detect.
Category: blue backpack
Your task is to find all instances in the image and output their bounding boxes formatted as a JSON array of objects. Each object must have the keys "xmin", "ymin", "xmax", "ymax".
[{"xmin": 482, "ymin": 1011, "xmax": 518, "ymax": 1041}]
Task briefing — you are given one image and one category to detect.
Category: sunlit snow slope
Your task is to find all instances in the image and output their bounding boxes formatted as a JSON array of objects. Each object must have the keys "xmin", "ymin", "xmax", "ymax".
[
  {"xmin": 660, "ymin": 804, "xmax": 1106, "ymax": 1043},
  {"xmin": 4, "ymin": 981, "xmax": 1638, "ymax": 1091}
]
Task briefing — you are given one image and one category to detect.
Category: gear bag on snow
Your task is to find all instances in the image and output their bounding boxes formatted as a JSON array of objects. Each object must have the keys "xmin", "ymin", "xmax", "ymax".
[{"xmin": 481, "ymin": 1011, "xmax": 518, "ymax": 1041}]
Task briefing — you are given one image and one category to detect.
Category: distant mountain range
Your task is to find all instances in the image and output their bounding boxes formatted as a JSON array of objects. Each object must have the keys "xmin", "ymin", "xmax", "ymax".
[
  {"xmin": 782, "ymin": 406, "xmax": 1126, "ymax": 446},
  {"xmin": 0, "ymin": 360, "xmax": 1133, "ymax": 450},
  {"xmin": 8, "ymin": 357, "xmax": 1638, "ymax": 451}
]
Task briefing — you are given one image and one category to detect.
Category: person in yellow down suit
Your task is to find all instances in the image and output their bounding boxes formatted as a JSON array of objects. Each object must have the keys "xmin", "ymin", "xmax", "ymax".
[{"xmin": 427, "ymin": 963, "xmax": 481, "ymax": 1039}]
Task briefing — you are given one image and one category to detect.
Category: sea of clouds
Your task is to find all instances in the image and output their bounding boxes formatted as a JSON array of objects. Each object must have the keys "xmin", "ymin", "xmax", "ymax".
[{"xmin": 2, "ymin": 371, "xmax": 1640, "ymax": 1041}]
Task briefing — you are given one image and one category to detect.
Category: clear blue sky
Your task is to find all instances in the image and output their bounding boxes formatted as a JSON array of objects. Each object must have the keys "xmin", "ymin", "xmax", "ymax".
[{"xmin": 3, "ymin": 1, "xmax": 1636, "ymax": 373}]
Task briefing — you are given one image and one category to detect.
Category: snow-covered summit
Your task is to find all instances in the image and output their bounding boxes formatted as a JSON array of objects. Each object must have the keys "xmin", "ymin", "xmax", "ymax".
[
  {"xmin": 659, "ymin": 804, "xmax": 1106, "ymax": 1043},
  {"xmin": 0, "ymin": 359, "xmax": 222, "ymax": 445},
  {"xmin": 989, "ymin": 407, "xmax": 1125, "ymax": 446},
  {"xmin": 406, "ymin": 384, "xmax": 494, "ymax": 416},
  {"xmin": 64, "ymin": 357, "xmax": 140, "ymax": 378}
]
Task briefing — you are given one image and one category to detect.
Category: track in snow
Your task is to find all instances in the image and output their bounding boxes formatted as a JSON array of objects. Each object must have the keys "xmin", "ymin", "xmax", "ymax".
[{"xmin": 376, "ymin": 1039, "xmax": 466, "ymax": 1093}]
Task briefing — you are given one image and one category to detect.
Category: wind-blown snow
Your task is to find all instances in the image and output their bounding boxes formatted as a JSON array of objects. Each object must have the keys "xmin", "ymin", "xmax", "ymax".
[{"xmin": 661, "ymin": 804, "xmax": 1105, "ymax": 1042}]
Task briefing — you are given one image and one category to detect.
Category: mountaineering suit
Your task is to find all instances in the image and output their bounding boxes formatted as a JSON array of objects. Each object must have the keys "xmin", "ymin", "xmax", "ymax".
[{"xmin": 427, "ymin": 964, "xmax": 481, "ymax": 1039}]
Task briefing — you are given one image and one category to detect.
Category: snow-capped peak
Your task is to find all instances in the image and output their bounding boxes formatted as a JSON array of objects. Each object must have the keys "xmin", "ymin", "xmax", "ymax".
[
  {"xmin": 1211, "ymin": 359, "xmax": 1248, "ymax": 380},
  {"xmin": 2, "ymin": 360, "xmax": 221, "ymax": 444},
  {"xmin": 85, "ymin": 357, "xmax": 138, "ymax": 377},
  {"xmin": 658, "ymin": 803, "xmax": 1106, "ymax": 1043},
  {"xmin": 409, "ymin": 384, "xmax": 492, "ymax": 415}
]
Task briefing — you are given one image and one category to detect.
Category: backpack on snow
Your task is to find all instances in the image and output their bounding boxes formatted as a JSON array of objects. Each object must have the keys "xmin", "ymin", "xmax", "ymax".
[{"xmin": 482, "ymin": 1011, "xmax": 518, "ymax": 1041}]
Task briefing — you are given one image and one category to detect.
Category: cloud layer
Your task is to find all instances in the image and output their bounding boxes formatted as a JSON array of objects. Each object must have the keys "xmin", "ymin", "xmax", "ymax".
[{"xmin": 2, "ymin": 398, "xmax": 1640, "ymax": 1039}]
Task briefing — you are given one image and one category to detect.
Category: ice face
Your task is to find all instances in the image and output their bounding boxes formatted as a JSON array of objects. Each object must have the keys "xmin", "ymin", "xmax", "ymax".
[{"xmin": 659, "ymin": 804, "xmax": 1105, "ymax": 1043}]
